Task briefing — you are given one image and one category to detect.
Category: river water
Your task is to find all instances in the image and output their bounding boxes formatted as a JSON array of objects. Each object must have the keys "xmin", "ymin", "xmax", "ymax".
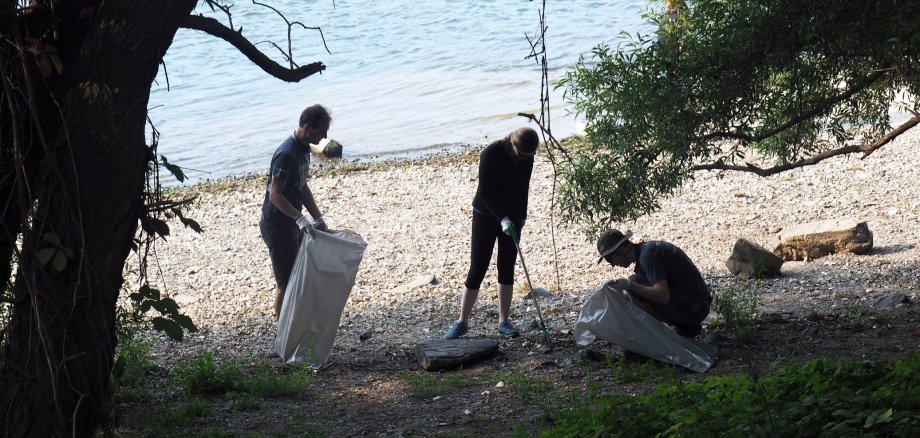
[{"xmin": 148, "ymin": 1, "xmax": 652, "ymax": 184}]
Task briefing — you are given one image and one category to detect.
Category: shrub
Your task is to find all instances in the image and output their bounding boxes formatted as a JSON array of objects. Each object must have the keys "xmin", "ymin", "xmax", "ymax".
[
  {"xmin": 539, "ymin": 353, "xmax": 920, "ymax": 437},
  {"xmin": 712, "ymin": 280, "xmax": 760, "ymax": 343}
]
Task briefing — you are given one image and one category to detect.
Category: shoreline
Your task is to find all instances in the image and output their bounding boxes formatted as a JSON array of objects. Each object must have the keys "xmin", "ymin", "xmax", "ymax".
[{"xmin": 141, "ymin": 127, "xmax": 920, "ymax": 366}]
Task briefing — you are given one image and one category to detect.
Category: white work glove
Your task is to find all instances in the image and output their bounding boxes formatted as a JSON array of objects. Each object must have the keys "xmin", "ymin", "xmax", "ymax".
[
  {"xmin": 312, "ymin": 216, "xmax": 327, "ymax": 232},
  {"xmin": 295, "ymin": 216, "xmax": 314, "ymax": 234},
  {"xmin": 611, "ymin": 278, "xmax": 630, "ymax": 292},
  {"xmin": 501, "ymin": 217, "xmax": 514, "ymax": 236}
]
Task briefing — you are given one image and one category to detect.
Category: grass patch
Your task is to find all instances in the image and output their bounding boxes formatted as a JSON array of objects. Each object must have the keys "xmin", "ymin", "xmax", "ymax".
[
  {"xmin": 399, "ymin": 372, "xmax": 465, "ymax": 398},
  {"xmin": 163, "ymin": 398, "xmax": 213, "ymax": 425},
  {"xmin": 488, "ymin": 371, "xmax": 553, "ymax": 404},
  {"xmin": 537, "ymin": 353, "xmax": 920, "ymax": 437},
  {"xmin": 171, "ymin": 350, "xmax": 312, "ymax": 397},
  {"xmin": 846, "ymin": 304, "xmax": 877, "ymax": 317},
  {"xmin": 605, "ymin": 353, "xmax": 680, "ymax": 385}
]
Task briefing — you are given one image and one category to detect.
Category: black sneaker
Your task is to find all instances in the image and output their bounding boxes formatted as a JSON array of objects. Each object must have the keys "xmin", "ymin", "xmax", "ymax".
[{"xmin": 674, "ymin": 323, "xmax": 702, "ymax": 338}]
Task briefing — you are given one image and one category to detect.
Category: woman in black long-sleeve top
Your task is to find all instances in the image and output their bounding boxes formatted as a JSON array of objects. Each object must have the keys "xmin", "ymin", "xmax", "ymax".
[{"xmin": 444, "ymin": 127, "xmax": 540, "ymax": 339}]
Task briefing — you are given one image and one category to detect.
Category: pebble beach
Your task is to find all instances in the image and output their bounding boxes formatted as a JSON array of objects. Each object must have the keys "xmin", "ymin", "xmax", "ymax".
[{"xmin": 134, "ymin": 128, "xmax": 920, "ymax": 366}]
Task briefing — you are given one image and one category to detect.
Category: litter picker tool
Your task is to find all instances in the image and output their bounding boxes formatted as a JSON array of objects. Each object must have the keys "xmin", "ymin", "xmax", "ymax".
[{"xmin": 505, "ymin": 219, "xmax": 551, "ymax": 347}]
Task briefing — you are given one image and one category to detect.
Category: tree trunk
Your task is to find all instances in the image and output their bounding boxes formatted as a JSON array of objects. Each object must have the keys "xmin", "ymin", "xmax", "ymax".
[{"xmin": 0, "ymin": 1, "xmax": 196, "ymax": 436}]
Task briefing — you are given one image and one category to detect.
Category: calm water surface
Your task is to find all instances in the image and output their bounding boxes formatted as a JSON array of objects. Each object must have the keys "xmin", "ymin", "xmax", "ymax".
[{"xmin": 148, "ymin": 1, "xmax": 652, "ymax": 183}]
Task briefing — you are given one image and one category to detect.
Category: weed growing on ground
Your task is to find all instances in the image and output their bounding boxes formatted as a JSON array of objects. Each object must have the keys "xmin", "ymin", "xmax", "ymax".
[
  {"xmin": 399, "ymin": 372, "xmax": 465, "ymax": 398},
  {"xmin": 163, "ymin": 398, "xmax": 213, "ymax": 425},
  {"xmin": 115, "ymin": 335, "xmax": 154, "ymax": 387},
  {"xmin": 846, "ymin": 303, "xmax": 877, "ymax": 317},
  {"xmin": 712, "ymin": 279, "xmax": 760, "ymax": 343},
  {"xmin": 171, "ymin": 350, "xmax": 245, "ymax": 395},
  {"xmin": 605, "ymin": 353, "xmax": 680, "ymax": 386},
  {"xmin": 171, "ymin": 350, "xmax": 312, "ymax": 397},
  {"xmin": 487, "ymin": 371, "xmax": 553, "ymax": 404}
]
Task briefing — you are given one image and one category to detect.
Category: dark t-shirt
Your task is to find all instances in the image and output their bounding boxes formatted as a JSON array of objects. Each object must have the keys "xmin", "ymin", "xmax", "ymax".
[
  {"xmin": 634, "ymin": 241, "xmax": 712, "ymax": 308},
  {"xmin": 261, "ymin": 136, "xmax": 311, "ymax": 222},
  {"xmin": 471, "ymin": 139, "xmax": 534, "ymax": 228}
]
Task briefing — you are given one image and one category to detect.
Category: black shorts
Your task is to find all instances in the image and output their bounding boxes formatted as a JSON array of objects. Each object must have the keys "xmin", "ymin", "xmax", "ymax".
[
  {"xmin": 259, "ymin": 217, "xmax": 302, "ymax": 290},
  {"xmin": 463, "ymin": 211, "xmax": 518, "ymax": 289}
]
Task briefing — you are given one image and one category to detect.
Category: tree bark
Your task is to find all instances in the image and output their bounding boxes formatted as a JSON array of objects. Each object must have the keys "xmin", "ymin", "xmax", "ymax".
[{"xmin": 0, "ymin": 1, "xmax": 196, "ymax": 436}]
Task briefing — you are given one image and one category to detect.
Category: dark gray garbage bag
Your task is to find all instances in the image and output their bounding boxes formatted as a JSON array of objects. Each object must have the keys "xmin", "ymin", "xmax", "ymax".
[{"xmin": 575, "ymin": 280, "xmax": 718, "ymax": 373}]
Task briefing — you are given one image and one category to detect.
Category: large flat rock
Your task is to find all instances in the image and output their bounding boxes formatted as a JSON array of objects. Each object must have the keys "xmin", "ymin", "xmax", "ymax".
[
  {"xmin": 415, "ymin": 339, "xmax": 499, "ymax": 371},
  {"xmin": 773, "ymin": 218, "xmax": 873, "ymax": 261}
]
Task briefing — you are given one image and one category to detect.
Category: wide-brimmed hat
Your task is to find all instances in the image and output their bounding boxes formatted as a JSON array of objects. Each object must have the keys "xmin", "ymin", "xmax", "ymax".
[{"xmin": 596, "ymin": 229, "xmax": 633, "ymax": 264}]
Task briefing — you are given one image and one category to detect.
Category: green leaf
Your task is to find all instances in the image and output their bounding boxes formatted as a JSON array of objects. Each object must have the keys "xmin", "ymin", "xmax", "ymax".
[
  {"xmin": 139, "ymin": 285, "xmax": 160, "ymax": 300},
  {"xmin": 36, "ymin": 248, "xmax": 57, "ymax": 266},
  {"xmin": 49, "ymin": 52, "xmax": 63, "ymax": 75},
  {"xmin": 160, "ymin": 156, "xmax": 186, "ymax": 182},
  {"xmin": 179, "ymin": 215, "xmax": 203, "ymax": 233},
  {"xmin": 172, "ymin": 314, "xmax": 198, "ymax": 333},
  {"xmin": 145, "ymin": 217, "xmax": 170, "ymax": 238},
  {"xmin": 151, "ymin": 297, "xmax": 179, "ymax": 316},
  {"xmin": 37, "ymin": 55, "xmax": 51, "ymax": 78},
  {"xmin": 52, "ymin": 251, "xmax": 68, "ymax": 272},
  {"xmin": 42, "ymin": 232, "xmax": 61, "ymax": 246},
  {"xmin": 864, "ymin": 408, "xmax": 893, "ymax": 429},
  {"xmin": 152, "ymin": 317, "xmax": 184, "ymax": 341}
]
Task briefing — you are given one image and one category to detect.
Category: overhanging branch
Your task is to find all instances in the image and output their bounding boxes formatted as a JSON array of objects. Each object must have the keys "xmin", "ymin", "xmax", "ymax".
[
  {"xmin": 691, "ymin": 114, "xmax": 920, "ymax": 177},
  {"xmin": 180, "ymin": 14, "xmax": 325, "ymax": 82},
  {"xmin": 702, "ymin": 69, "xmax": 889, "ymax": 143}
]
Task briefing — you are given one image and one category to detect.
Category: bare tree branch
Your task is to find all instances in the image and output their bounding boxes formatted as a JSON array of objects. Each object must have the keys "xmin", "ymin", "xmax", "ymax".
[
  {"xmin": 252, "ymin": 0, "xmax": 331, "ymax": 63},
  {"xmin": 180, "ymin": 14, "xmax": 325, "ymax": 82},
  {"xmin": 691, "ymin": 114, "xmax": 920, "ymax": 176}
]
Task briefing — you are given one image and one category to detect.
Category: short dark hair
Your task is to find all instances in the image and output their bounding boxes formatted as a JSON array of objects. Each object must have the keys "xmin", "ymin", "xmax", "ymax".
[
  {"xmin": 299, "ymin": 104, "xmax": 331, "ymax": 128},
  {"xmin": 509, "ymin": 127, "xmax": 539, "ymax": 153}
]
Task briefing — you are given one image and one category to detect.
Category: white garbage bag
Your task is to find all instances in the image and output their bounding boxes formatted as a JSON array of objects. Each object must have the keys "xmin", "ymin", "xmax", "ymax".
[
  {"xmin": 575, "ymin": 280, "xmax": 718, "ymax": 373},
  {"xmin": 274, "ymin": 229, "xmax": 367, "ymax": 367}
]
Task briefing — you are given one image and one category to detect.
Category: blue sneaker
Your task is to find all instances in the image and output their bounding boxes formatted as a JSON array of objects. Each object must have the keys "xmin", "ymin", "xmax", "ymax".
[
  {"xmin": 443, "ymin": 320, "xmax": 468, "ymax": 340},
  {"xmin": 497, "ymin": 320, "xmax": 520, "ymax": 338}
]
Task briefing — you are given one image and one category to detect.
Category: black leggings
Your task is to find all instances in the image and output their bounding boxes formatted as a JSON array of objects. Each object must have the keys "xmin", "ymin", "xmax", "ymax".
[{"xmin": 464, "ymin": 212, "xmax": 518, "ymax": 289}]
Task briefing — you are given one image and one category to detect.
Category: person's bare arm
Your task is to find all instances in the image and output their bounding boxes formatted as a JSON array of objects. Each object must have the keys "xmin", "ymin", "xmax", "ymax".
[
  {"xmin": 626, "ymin": 279, "xmax": 671, "ymax": 305},
  {"xmin": 301, "ymin": 184, "xmax": 322, "ymax": 220},
  {"xmin": 268, "ymin": 176, "xmax": 304, "ymax": 220}
]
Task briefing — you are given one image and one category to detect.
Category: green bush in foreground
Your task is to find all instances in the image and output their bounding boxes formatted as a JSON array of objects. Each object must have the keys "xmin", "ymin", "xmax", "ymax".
[{"xmin": 538, "ymin": 353, "xmax": 920, "ymax": 437}]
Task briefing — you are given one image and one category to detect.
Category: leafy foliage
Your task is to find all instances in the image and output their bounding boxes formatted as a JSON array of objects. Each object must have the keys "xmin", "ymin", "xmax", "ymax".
[
  {"xmin": 125, "ymin": 285, "xmax": 198, "ymax": 342},
  {"xmin": 712, "ymin": 279, "xmax": 761, "ymax": 343},
  {"xmin": 557, "ymin": 0, "xmax": 920, "ymax": 235},
  {"xmin": 171, "ymin": 350, "xmax": 312, "ymax": 397},
  {"xmin": 540, "ymin": 353, "xmax": 920, "ymax": 437}
]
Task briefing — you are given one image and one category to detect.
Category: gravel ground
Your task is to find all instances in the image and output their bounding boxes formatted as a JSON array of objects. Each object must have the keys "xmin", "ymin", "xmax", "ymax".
[{"xmin": 121, "ymin": 127, "xmax": 920, "ymax": 435}]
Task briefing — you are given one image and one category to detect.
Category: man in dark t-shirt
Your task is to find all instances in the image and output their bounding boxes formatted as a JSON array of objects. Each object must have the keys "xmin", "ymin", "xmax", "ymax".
[
  {"xmin": 260, "ymin": 104, "xmax": 332, "ymax": 320},
  {"xmin": 596, "ymin": 229, "xmax": 712, "ymax": 338}
]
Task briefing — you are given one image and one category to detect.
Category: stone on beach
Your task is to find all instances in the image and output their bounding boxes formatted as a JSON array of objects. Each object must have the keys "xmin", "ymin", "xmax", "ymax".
[
  {"xmin": 311, "ymin": 138, "xmax": 343, "ymax": 158},
  {"xmin": 773, "ymin": 218, "xmax": 873, "ymax": 261},
  {"xmin": 415, "ymin": 339, "xmax": 499, "ymax": 371},
  {"xmin": 725, "ymin": 238, "xmax": 784, "ymax": 279}
]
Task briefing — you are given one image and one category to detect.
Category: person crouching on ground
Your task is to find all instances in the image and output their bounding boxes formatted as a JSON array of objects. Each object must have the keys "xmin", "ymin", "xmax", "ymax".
[
  {"xmin": 597, "ymin": 229, "xmax": 712, "ymax": 338},
  {"xmin": 259, "ymin": 104, "xmax": 332, "ymax": 320},
  {"xmin": 443, "ymin": 127, "xmax": 540, "ymax": 339}
]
